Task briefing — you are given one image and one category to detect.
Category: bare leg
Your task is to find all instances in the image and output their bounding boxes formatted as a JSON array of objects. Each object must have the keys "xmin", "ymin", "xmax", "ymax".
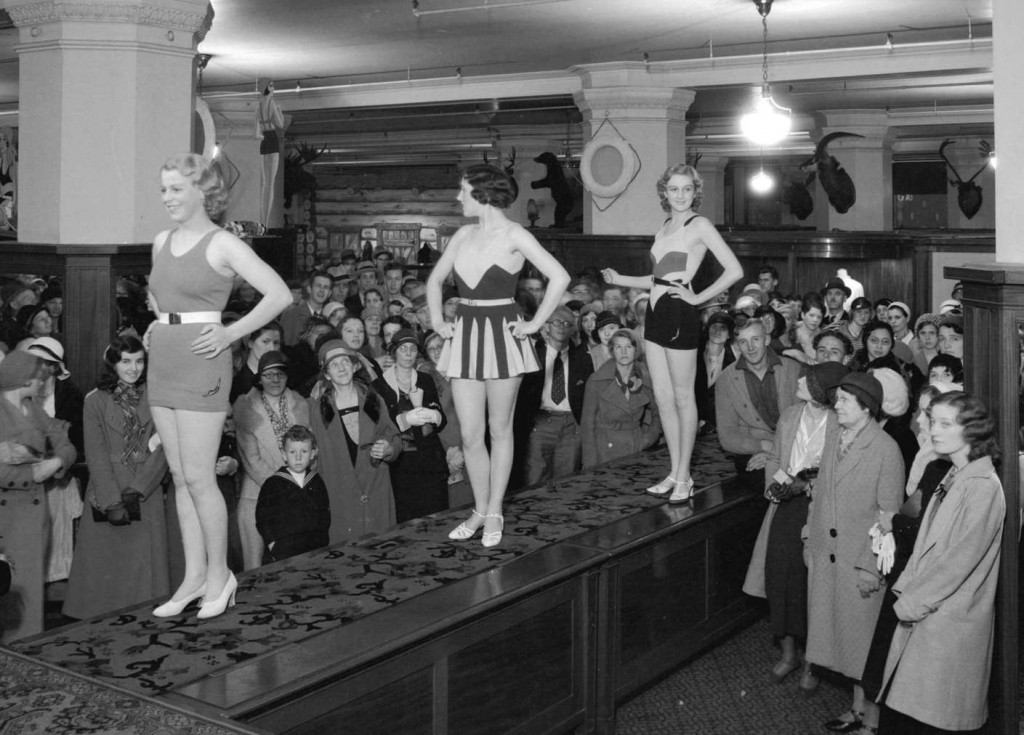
[
  {"xmin": 151, "ymin": 407, "xmax": 230, "ymax": 598},
  {"xmin": 773, "ymin": 634, "xmax": 800, "ymax": 679},
  {"xmin": 662, "ymin": 346, "xmax": 699, "ymax": 484},
  {"xmin": 854, "ymin": 684, "xmax": 879, "ymax": 728},
  {"xmin": 451, "ymin": 379, "xmax": 489, "ymax": 532},
  {"xmin": 260, "ymin": 152, "xmax": 279, "ymax": 227},
  {"xmin": 645, "ymin": 342, "xmax": 680, "ymax": 487},
  {"xmin": 482, "ymin": 376, "xmax": 523, "ymax": 534},
  {"xmin": 237, "ymin": 496, "xmax": 262, "ymax": 570}
]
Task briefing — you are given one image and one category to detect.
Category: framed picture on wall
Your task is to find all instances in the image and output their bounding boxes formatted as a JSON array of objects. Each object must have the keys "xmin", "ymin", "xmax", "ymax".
[{"xmin": 376, "ymin": 222, "xmax": 420, "ymax": 263}]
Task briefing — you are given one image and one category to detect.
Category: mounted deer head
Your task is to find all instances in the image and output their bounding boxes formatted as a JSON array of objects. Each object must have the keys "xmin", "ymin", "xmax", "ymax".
[{"xmin": 939, "ymin": 139, "xmax": 988, "ymax": 220}]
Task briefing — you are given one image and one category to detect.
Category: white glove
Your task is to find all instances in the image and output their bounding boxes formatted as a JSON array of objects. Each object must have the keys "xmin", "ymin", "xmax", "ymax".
[{"xmin": 869, "ymin": 523, "xmax": 896, "ymax": 576}]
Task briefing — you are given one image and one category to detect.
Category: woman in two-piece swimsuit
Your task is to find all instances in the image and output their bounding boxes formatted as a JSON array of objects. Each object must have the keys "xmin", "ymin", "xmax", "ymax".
[
  {"xmin": 602, "ymin": 164, "xmax": 742, "ymax": 503},
  {"xmin": 427, "ymin": 164, "xmax": 569, "ymax": 547},
  {"xmin": 148, "ymin": 153, "xmax": 291, "ymax": 619}
]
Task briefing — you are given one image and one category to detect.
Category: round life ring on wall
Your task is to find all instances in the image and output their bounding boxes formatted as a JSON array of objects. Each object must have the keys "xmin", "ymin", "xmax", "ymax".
[
  {"xmin": 580, "ymin": 135, "xmax": 640, "ymax": 198},
  {"xmin": 193, "ymin": 96, "xmax": 217, "ymax": 162}
]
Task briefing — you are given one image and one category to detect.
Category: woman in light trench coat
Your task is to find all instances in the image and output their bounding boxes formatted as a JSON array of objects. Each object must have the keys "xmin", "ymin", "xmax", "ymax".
[
  {"xmin": 806, "ymin": 372, "xmax": 904, "ymax": 735},
  {"xmin": 877, "ymin": 391, "xmax": 1004, "ymax": 734}
]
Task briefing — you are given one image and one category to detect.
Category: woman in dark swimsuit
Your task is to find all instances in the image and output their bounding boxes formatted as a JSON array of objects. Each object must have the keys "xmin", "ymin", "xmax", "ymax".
[
  {"xmin": 602, "ymin": 164, "xmax": 742, "ymax": 503},
  {"xmin": 427, "ymin": 164, "xmax": 569, "ymax": 547}
]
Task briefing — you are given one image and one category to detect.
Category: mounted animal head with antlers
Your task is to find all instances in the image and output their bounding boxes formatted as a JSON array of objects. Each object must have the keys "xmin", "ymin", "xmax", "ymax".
[{"xmin": 938, "ymin": 139, "xmax": 990, "ymax": 220}]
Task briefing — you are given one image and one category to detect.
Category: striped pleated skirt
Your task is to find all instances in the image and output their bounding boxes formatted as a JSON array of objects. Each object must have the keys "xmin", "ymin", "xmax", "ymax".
[{"xmin": 438, "ymin": 301, "xmax": 540, "ymax": 380}]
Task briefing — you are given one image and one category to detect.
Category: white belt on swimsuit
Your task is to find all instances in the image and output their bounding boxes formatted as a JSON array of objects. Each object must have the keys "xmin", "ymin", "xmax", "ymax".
[
  {"xmin": 459, "ymin": 297, "xmax": 515, "ymax": 307},
  {"xmin": 156, "ymin": 311, "xmax": 222, "ymax": 325}
]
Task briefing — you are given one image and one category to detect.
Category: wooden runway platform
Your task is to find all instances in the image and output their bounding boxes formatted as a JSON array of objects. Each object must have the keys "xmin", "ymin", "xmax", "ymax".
[{"xmin": 4, "ymin": 437, "xmax": 763, "ymax": 735}]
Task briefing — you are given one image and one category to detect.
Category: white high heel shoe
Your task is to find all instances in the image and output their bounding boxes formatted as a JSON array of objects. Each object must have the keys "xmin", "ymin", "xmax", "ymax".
[
  {"xmin": 197, "ymin": 573, "xmax": 237, "ymax": 620},
  {"xmin": 646, "ymin": 476, "xmax": 676, "ymax": 497},
  {"xmin": 481, "ymin": 514, "xmax": 504, "ymax": 548},
  {"xmin": 449, "ymin": 509, "xmax": 486, "ymax": 541},
  {"xmin": 668, "ymin": 477, "xmax": 695, "ymax": 504},
  {"xmin": 153, "ymin": 585, "xmax": 205, "ymax": 618}
]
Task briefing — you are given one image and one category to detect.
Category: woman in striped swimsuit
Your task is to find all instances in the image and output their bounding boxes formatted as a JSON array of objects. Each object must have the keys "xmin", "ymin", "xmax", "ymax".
[{"xmin": 427, "ymin": 164, "xmax": 569, "ymax": 547}]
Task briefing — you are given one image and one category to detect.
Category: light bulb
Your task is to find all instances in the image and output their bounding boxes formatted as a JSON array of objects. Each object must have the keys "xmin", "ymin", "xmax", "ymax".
[
  {"xmin": 749, "ymin": 169, "xmax": 774, "ymax": 194},
  {"xmin": 740, "ymin": 94, "xmax": 792, "ymax": 146}
]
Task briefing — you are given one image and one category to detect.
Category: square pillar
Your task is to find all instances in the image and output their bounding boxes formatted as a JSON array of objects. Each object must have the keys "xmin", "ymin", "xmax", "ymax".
[
  {"xmin": 945, "ymin": 263, "xmax": 1021, "ymax": 735},
  {"xmin": 4, "ymin": 0, "xmax": 212, "ymax": 244},
  {"xmin": 574, "ymin": 67, "xmax": 694, "ymax": 235}
]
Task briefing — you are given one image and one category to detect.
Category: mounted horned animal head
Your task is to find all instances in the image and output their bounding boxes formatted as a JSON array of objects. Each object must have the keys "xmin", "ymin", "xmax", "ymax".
[
  {"xmin": 801, "ymin": 132, "xmax": 862, "ymax": 214},
  {"xmin": 938, "ymin": 139, "xmax": 988, "ymax": 220},
  {"xmin": 784, "ymin": 172, "xmax": 815, "ymax": 221}
]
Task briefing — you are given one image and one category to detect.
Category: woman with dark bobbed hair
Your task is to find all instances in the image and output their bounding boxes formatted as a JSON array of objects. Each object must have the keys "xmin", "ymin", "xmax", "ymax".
[
  {"xmin": 876, "ymin": 391, "xmax": 1004, "ymax": 734},
  {"xmin": 64, "ymin": 336, "xmax": 171, "ymax": 620},
  {"xmin": 427, "ymin": 164, "xmax": 569, "ymax": 547},
  {"xmin": 601, "ymin": 163, "xmax": 743, "ymax": 503},
  {"xmin": 147, "ymin": 153, "xmax": 291, "ymax": 620}
]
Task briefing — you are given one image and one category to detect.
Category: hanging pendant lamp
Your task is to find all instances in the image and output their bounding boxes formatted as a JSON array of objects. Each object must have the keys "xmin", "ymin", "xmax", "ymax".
[{"xmin": 740, "ymin": 0, "xmax": 792, "ymax": 146}]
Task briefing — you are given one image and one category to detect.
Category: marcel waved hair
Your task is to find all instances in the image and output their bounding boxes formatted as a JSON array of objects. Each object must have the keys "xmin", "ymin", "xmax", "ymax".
[
  {"xmin": 461, "ymin": 164, "xmax": 517, "ymax": 209},
  {"xmin": 656, "ymin": 164, "xmax": 703, "ymax": 212},
  {"xmin": 161, "ymin": 152, "xmax": 228, "ymax": 218},
  {"xmin": 927, "ymin": 390, "xmax": 1000, "ymax": 465}
]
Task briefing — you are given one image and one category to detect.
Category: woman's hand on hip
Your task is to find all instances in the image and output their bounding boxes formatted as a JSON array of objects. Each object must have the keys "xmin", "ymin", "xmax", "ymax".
[
  {"xmin": 191, "ymin": 324, "xmax": 233, "ymax": 359},
  {"xmin": 667, "ymin": 282, "xmax": 699, "ymax": 305},
  {"xmin": 434, "ymin": 321, "xmax": 455, "ymax": 340},
  {"xmin": 510, "ymin": 320, "xmax": 540, "ymax": 339}
]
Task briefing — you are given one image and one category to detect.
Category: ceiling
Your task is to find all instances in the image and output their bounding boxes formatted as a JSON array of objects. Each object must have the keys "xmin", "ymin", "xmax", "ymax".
[{"xmin": 0, "ymin": 0, "xmax": 997, "ymax": 165}]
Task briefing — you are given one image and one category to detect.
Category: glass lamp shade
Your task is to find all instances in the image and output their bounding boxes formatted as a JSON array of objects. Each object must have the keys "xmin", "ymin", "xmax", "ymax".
[
  {"xmin": 749, "ymin": 168, "xmax": 775, "ymax": 194},
  {"xmin": 740, "ymin": 93, "xmax": 792, "ymax": 146}
]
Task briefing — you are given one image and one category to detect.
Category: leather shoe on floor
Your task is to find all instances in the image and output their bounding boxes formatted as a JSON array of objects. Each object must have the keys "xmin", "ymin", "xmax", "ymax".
[{"xmin": 823, "ymin": 710, "xmax": 863, "ymax": 732}]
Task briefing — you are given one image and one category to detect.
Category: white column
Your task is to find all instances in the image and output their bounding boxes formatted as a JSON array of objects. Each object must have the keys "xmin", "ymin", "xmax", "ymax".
[
  {"xmin": 574, "ymin": 67, "xmax": 693, "ymax": 235},
  {"xmin": 4, "ymin": 0, "xmax": 212, "ymax": 243},
  {"xmin": 694, "ymin": 153, "xmax": 728, "ymax": 226},
  {"xmin": 994, "ymin": 0, "xmax": 1024, "ymax": 263}
]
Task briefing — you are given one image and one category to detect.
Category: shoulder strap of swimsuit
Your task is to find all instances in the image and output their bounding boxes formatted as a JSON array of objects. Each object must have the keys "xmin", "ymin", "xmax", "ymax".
[
  {"xmin": 684, "ymin": 214, "xmax": 700, "ymax": 226},
  {"xmin": 195, "ymin": 228, "xmax": 219, "ymax": 252}
]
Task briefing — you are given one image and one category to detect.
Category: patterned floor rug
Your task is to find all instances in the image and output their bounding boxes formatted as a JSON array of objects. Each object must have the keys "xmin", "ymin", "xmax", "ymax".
[{"xmin": 0, "ymin": 647, "xmax": 263, "ymax": 734}]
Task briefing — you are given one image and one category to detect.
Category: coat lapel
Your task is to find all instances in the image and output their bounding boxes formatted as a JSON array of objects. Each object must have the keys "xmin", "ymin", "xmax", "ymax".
[
  {"xmin": 833, "ymin": 420, "xmax": 879, "ymax": 486},
  {"xmin": 598, "ymin": 376, "xmax": 632, "ymax": 414}
]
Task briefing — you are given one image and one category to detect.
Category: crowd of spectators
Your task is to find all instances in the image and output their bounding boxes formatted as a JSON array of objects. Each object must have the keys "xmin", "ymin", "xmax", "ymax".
[{"xmin": 0, "ymin": 253, "xmax": 1010, "ymax": 731}]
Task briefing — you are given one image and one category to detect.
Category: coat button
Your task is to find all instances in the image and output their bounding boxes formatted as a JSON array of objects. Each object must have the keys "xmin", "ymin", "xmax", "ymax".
[
  {"xmin": 0, "ymin": 500, "xmax": 5, "ymax": 506},
  {"xmin": 829, "ymin": 528, "xmax": 837, "ymax": 537},
  {"xmin": 33, "ymin": 499, "xmax": 40, "ymax": 505},
  {"xmin": 829, "ymin": 554, "xmax": 836, "ymax": 563}
]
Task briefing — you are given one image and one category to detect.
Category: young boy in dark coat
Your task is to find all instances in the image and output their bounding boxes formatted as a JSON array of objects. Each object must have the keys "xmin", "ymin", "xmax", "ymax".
[{"xmin": 255, "ymin": 425, "xmax": 330, "ymax": 563}]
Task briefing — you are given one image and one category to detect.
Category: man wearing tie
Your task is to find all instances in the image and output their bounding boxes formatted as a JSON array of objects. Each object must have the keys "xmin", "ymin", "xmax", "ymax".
[{"xmin": 518, "ymin": 305, "xmax": 593, "ymax": 488}]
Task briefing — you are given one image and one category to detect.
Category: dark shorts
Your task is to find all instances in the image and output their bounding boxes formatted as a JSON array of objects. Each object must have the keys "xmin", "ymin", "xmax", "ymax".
[
  {"xmin": 260, "ymin": 130, "xmax": 280, "ymax": 155},
  {"xmin": 645, "ymin": 295, "xmax": 701, "ymax": 350}
]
